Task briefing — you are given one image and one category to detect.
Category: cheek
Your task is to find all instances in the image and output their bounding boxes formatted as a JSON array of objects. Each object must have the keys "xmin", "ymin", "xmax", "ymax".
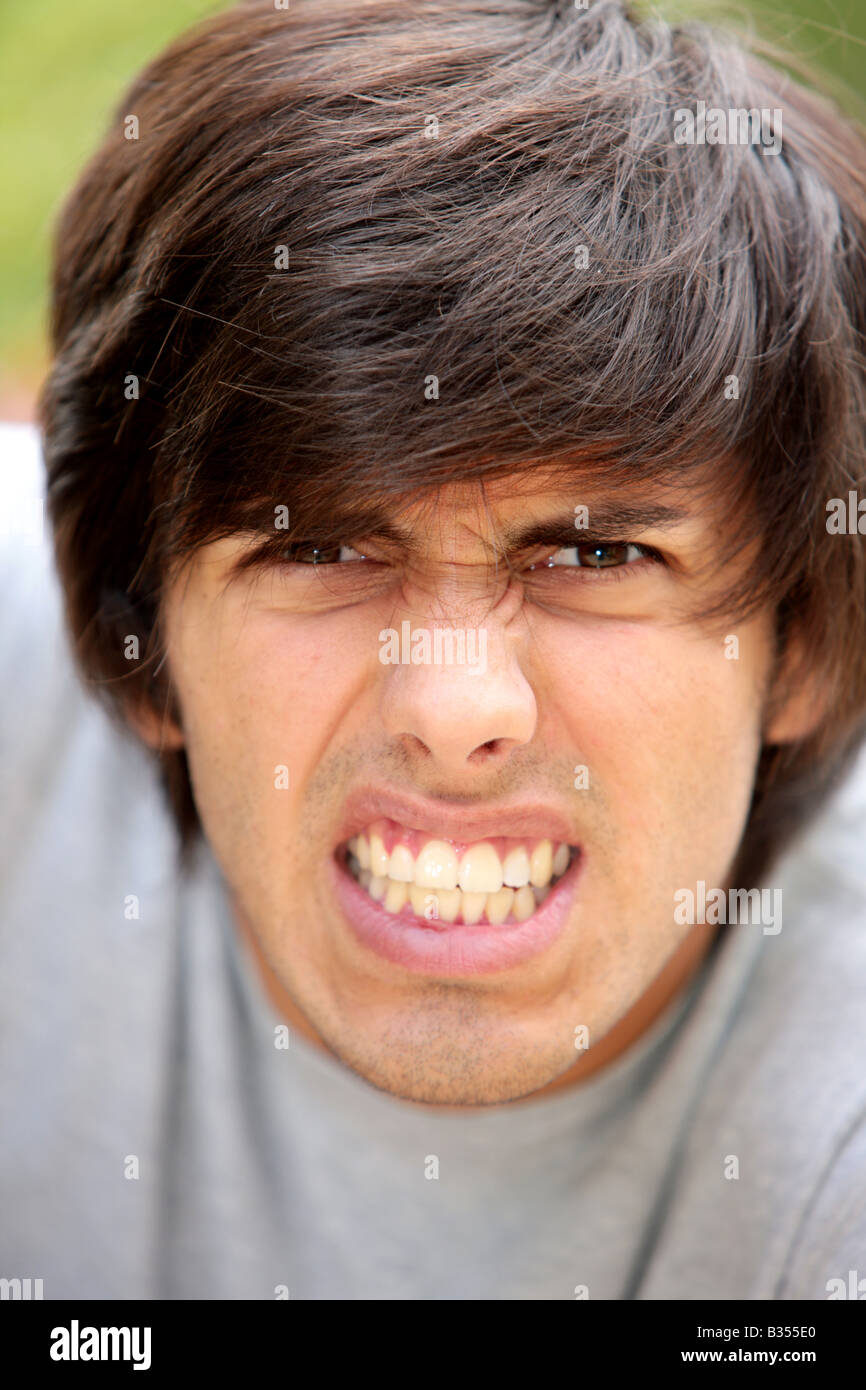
[
  {"xmin": 543, "ymin": 619, "xmax": 767, "ymax": 871},
  {"xmin": 168, "ymin": 604, "xmax": 373, "ymax": 813}
]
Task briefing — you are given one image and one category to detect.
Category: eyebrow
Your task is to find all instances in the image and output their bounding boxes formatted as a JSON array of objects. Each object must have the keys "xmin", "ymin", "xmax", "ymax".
[
  {"xmin": 353, "ymin": 500, "xmax": 692, "ymax": 547},
  {"xmin": 498, "ymin": 502, "xmax": 691, "ymax": 551},
  {"xmin": 361, "ymin": 501, "xmax": 692, "ymax": 553}
]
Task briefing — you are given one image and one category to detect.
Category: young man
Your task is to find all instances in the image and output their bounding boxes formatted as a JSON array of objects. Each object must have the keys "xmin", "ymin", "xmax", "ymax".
[{"xmin": 2, "ymin": 0, "xmax": 866, "ymax": 1300}]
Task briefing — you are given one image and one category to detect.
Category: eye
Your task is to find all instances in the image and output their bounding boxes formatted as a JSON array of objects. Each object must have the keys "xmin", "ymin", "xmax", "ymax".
[
  {"xmin": 528, "ymin": 541, "xmax": 659, "ymax": 572},
  {"xmin": 290, "ymin": 545, "xmax": 368, "ymax": 565}
]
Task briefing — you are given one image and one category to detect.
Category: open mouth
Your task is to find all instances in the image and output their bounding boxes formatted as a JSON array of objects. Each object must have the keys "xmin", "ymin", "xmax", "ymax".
[{"xmin": 339, "ymin": 818, "xmax": 579, "ymax": 928}]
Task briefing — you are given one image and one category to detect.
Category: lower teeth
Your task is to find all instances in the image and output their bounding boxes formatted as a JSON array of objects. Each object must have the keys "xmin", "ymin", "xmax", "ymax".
[{"xmin": 344, "ymin": 851, "xmax": 573, "ymax": 926}]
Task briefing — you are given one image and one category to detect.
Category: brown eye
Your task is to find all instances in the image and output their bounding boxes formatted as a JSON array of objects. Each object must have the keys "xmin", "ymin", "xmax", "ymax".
[
  {"xmin": 292, "ymin": 545, "xmax": 367, "ymax": 565},
  {"xmin": 573, "ymin": 542, "xmax": 638, "ymax": 568},
  {"xmin": 530, "ymin": 542, "xmax": 654, "ymax": 570}
]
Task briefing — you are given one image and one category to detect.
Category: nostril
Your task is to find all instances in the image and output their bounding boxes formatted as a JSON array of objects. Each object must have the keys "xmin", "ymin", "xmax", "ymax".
[{"xmin": 474, "ymin": 738, "xmax": 505, "ymax": 757}]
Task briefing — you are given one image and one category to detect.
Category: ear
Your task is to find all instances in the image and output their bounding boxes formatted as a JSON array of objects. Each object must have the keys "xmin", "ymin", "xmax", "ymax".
[
  {"xmin": 123, "ymin": 697, "xmax": 185, "ymax": 753},
  {"xmin": 762, "ymin": 633, "xmax": 828, "ymax": 746}
]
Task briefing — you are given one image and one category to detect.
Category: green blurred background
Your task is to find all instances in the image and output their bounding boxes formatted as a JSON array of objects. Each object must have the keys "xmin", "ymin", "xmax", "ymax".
[{"xmin": 0, "ymin": 0, "xmax": 863, "ymax": 417}]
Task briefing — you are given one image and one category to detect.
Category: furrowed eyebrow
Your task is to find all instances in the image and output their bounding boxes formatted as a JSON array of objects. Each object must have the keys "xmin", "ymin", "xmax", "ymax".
[
  {"xmin": 341, "ymin": 502, "xmax": 691, "ymax": 552},
  {"xmin": 499, "ymin": 502, "xmax": 691, "ymax": 553}
]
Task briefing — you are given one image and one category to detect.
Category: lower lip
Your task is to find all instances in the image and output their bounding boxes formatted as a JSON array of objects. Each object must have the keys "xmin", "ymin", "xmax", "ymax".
[{"xmin": 330, "ymin": 851, "xmax": 583, "ymax": 976}]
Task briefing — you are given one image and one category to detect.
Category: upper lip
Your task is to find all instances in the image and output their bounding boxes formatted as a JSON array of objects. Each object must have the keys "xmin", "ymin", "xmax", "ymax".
[{"xmin": 333, "ymin": 784, "xmax": 579, "ymax": 850}]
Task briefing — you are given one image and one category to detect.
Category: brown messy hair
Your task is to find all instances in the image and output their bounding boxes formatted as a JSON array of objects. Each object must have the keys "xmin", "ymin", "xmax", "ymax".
[{"xmin": 39, "ymin": 0, "xmax": 866, "ymax": 882}]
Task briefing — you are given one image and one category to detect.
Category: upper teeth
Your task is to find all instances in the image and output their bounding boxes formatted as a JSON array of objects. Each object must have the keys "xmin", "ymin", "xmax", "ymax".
[{"xmin": 347, "ymin": 823, "xmax": 573, "ymax": 896}]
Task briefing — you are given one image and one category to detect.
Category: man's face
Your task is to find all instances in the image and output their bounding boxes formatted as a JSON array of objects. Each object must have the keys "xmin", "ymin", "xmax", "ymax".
[{"xmin": 157, "ymin": 471, "xmax": 791, "ymax": 1105}]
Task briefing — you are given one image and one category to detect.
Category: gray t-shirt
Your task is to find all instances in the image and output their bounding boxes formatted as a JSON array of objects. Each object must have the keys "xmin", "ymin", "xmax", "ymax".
[{"xmin": 2, "ymin": 423, "xmax": 866, "ymax": 1300}]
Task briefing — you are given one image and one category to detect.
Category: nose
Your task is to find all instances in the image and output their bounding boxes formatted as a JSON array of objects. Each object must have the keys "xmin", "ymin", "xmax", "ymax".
[{"xmin": 377, "ymin": 584, "xmax": 537, "ymax": 775}]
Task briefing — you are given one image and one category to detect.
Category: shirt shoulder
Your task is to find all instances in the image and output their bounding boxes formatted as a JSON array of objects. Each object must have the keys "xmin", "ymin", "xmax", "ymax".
[
  {"xmin": 775, "ymin": 1109, "xmax": 866, "ymax": 1299},
  {"xmin": 0, "ymin": 420, "xmax": 177, "ymax": 903},
  {"xmin": 739, "ymin": 761, "xmax": 866, "ymax": 1295},
  {"xmin": 640, "ymin": 743, "xmax": 866, "ymax": 1298}
]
